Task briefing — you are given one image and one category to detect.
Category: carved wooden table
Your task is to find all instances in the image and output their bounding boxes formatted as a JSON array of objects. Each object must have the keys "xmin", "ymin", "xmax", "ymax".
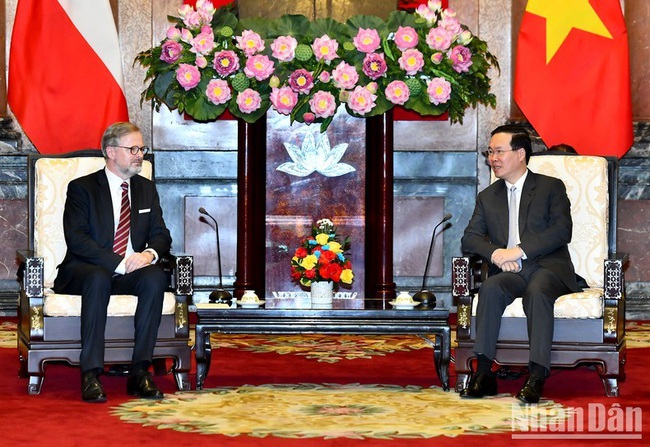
[{"xmin": 194, "ymin": 307, "xmax": 451, "ymax": 391}]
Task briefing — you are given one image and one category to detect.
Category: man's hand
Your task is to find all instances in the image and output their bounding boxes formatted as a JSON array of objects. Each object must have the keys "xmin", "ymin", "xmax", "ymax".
[
  {"xmin": 491, "ymin": 247, "xmax": 523, "ymax": 271},
  {"xmin": 124, "ymin": 251, "xmax": 155, "ymax": 274}
]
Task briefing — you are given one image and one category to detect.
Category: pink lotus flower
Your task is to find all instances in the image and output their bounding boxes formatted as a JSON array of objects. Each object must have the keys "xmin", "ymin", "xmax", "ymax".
[
  {"xmin": 427, "ymin": 77, "xmax": 451, "ymax": 105},
  {"xmin": 213, "ymin": 50, "xmax": 240, "ymax": 77},
  {"xmin": 244, "ymin": 54, "xmax": 275, "ymax": 81},
  {"xmin": 175, "ymin": 63, "xmax": 201, "ymax": 90},
  {"xmin": 160, "ymin": 40, "xmax": 183, "ymax": 64},
  {"xmin": 394, "ymin": 26, "xmax": 418, "ymax": 51},
  {"xmin": 236, "ymin": 30, "xmax": 265, "ymax": 56},
  {"xmin": 312, "ymin": 35, "xmax": 339, "ymax": 62},
  {"xmin": 236, "ymin": 88, "xmax": 262, "ymax": 114},
  {"xmin": 385, "ymin": 80, "xmax": 410, "ymax": 105},
  {"xmin": 362, "ymin": 53, "xmax": 387, "ymax": 80},
  {"xmin": 332, "ymin": 61, "xmax": 359, "ymax": 89},
  {"xmin": 441, "ymin": 15, "xmax": 462, "ymax": 36},
  {"xmin": 182, "ymin": 11, "xmax": 203, "ymax": 29},
  {"xmin": 398, "ymin": 48, "xmax": 425, "ymax": 75},
  {"xmin": 271, "ymin": 36, "xmax": 298, "ymax": 62},
  {"xmin": 353, "ymin": 28, "xmax": 381, "ymax": 53},
  {"xmin": 348, "ymin": 85, "xmax": 377, "ymax": 115},
  {"xmin": 288, "ymin": 69, "xmax": 314, "ymax": 94},
  {"xmin": 449, "ymin": 45, "xmax": 473, "ymax": 73},
  {"xmin": 191, "ymin": 25, "xmax": 215, "ymax": 55},
  {"xmin": 166, "ymin": 26, "xmax": 181, "ymax": 41},
  {"xmin": 206, "ymin": 79, "xmax": 231, "ymax": 105},
  {"xmin": 270, "ymin": 86, "xmax": 298, "ymax": 115},
  {"xmin": 415, "ymin": 1, "xmax": 441, "ymax": 23},
  {"xmin": 309, "ymin": 90, "xmax": 337, "ymax": 118},
  {"xmin": 319, "ymin": 71, "xmax": 331, "ymax": 83},
  {"xmin": 431, "ymin": 52, "xmax": 444, "ymax": 65},
  {"xmin": 180, "ymin": 28, "xmax": 193, "ymax": 44},
  {"xmin": 426, "ymin": 27, "xmax": 453, "ymax": 51},
  {"xmin": 195, "ymin": 55, "xmax": 207, "ymax": 68}
]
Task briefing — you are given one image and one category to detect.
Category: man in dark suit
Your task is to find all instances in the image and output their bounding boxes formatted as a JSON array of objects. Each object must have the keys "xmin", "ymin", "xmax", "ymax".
[
  {"xmin": 459, "ymin": 125, "xmax": 580, "ymax": 403},
  {"xmin": 53, "ymin": 122, "xmax": 172, "ymax": 403}
]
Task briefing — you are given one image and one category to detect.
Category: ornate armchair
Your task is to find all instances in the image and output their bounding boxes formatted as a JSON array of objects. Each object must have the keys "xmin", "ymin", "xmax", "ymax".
[
  {"xmin": 452, "ymin": 154, "xmax": 626, "ymax": 397},
  {"xmin": 17, "ymin": 150, "xmax": 194, "ymax": 394}
]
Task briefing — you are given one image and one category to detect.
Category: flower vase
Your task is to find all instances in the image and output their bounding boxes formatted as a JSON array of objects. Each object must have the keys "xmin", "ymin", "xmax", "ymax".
[{"xmin": 310, "ymin": 281, "xmax": 334, "ymax": 309}]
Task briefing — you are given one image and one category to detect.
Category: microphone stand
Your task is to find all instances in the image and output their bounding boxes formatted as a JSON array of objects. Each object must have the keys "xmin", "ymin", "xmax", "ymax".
[
  {"xmin": 413, "ymin": 213, "xmax": 452, "ymax": 309},
  {"xmin": 198, "ymin": 207, "xmax": 232, "ymax": 304}
]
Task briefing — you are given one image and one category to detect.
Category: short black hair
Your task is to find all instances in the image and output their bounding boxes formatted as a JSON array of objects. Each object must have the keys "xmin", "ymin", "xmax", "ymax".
[{"xmin": 491, "ymin": 125, "xmax": 532, "ymax": 163}]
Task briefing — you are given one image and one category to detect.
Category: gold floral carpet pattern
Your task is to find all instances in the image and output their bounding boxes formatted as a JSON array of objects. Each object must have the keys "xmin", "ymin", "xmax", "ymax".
[
  {"xmin": 112, "ymin": 384, "xmax": 569, "ymax": 439},
  {"xmin": 0, "ymin": 321, "xmax": 16, "ymax": 348},
  {"xmin": 209, "ymin": 333, "xmax": 436, "ymax": 362}
]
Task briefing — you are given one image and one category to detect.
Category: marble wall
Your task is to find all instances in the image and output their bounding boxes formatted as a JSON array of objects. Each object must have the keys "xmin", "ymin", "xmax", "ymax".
[{"xmin": 1, "ymin": 0, "xmax": 649, "ymax": 316}]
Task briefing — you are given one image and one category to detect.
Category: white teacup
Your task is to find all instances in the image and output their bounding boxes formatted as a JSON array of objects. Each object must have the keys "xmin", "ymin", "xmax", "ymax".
[
  {"xmin": 395, "ymin": 291, "xmax": 414, "ymax": 304},
  {"xmin": 241, "ymin": 290, "xmax": 259, "ymax": 303}
]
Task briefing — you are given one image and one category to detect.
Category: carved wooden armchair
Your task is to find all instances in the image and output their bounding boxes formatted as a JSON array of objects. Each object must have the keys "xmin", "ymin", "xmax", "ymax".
[
  {"xmin": 17, "ymin": 150, "xmax": 194, "ymax": 394},
  {"xmin": 452, "ymin": 154, "xmax": 626, "ymax": 397}
]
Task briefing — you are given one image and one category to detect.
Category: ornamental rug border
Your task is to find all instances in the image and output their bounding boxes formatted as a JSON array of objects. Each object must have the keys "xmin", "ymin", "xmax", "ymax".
[{"xmin": 112, "ymin": 383, "xmax": 569, "ymax": 439}]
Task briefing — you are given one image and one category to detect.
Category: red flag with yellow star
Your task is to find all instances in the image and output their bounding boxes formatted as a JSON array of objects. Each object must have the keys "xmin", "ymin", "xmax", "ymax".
[{"xmin": 514, "ymin": 0, "xmax": 633, "ymax": 158}]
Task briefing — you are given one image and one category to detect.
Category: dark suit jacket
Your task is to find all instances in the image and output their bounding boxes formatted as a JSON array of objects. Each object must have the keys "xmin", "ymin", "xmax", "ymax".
[
  {"xmin": 461, "ymin": 170, "xmax": 580, "ymax": 293},
  {"xmin": 53, "ymin": 168, "xmax": 172, "ymax": 292}
]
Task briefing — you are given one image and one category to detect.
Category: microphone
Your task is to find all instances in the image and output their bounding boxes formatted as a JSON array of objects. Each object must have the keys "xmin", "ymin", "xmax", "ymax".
[
  {"xmin": 413, "ymin": 213, "xmax": 452, "ymax": 309},
  {"xmin": 198, "ymin": 207, "xmax": 232, "ymax": 304}
]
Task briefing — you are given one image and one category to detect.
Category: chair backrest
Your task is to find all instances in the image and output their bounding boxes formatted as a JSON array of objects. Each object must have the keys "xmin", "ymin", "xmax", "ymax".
[
  {"xmin": 28, "ymin": 150, "xmax": 153, "ymax": 288},
  {"xmin": 491, "ymin": 154, "xmax": 616, "ymax": 288}
]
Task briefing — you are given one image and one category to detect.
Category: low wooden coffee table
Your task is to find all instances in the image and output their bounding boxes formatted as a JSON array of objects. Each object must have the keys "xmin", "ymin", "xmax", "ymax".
[{"xmin": 194, "ymin": 307, "xmax": 451, "ymax": 391}]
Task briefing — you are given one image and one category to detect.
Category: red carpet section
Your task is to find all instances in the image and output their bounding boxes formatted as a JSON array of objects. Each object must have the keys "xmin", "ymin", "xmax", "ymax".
[{"xmin": 1, "ymin": 319, "xmax": 648, "ymax": 446}]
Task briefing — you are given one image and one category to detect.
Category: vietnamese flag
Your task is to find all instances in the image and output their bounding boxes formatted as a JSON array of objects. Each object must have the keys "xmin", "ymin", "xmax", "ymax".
[
  {"xmin": 8, "ymin": 0, "xmax": 129, "ymax": 154},
  {"xmin": 514, "ymin": 0, "xmax": 633, "ymax": 158}
]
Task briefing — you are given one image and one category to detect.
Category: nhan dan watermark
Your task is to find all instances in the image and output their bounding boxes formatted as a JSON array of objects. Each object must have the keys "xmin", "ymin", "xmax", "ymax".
[{"xmin": 511, "ymin": 402, "xmax": 642, "ymax": 440}]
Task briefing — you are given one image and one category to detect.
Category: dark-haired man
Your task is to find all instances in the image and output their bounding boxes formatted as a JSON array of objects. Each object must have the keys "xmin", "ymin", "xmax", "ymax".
[{"xmin": 459, "ymin": 125, "xmax": 581, "ymax": 403}]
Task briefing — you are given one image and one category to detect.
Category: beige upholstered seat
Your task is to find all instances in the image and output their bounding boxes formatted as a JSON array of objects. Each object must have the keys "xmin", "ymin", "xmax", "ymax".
[
  {"xmin": 33, "ymin": 157, "xmax": 176, "ymax": 317},
  {"xmin": 17, "ymin": 150, "xmax": 193, "ymax": 395}
]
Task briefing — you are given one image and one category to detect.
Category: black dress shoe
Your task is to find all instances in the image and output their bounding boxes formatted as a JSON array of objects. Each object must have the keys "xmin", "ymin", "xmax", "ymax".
[
  {"xmin": 127, "ymin": 371, "xmax": 163, "ymax": 400},
  {"xmin": 516, "ymin": 375, "xmax": 545, "ymax": 404},
  {"xmin": 81, "ymin": 371, "xmax": 107, "ymax": 403},
  {"xmin": 460, "ymin": 372, "xmax": 498, "ymax": 398}
]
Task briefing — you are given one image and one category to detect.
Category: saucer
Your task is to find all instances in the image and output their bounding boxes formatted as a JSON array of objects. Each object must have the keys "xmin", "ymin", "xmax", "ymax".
[
  {"xmin": 388, "ymin": 300, "xmax": 419, "ymax": 310},
  {"xmin": 237, "ymin": 300, "xmax": 265, "ymax": 308}
]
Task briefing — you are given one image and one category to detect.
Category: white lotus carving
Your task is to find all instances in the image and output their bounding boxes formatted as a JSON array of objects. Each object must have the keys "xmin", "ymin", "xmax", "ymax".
[{"xmin": 276, "ymin": 132, "xmax": 356, "ymax": 177}]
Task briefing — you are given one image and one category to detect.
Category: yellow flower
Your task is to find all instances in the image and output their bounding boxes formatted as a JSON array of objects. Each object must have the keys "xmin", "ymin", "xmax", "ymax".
[
  {"xmin": 340, "ymin": 269, "xmax": 354, "ymax": 284},
  {"xmin": 300, "ymin": 254, "xmax": 318, "ymax": 270},
  {"xmin": 327, "ymin": 241, "xmax": 342, "ymax": 253},
  {"xmin": 315, "ymin": 233, "xmax": 330, "ymax": 245}
]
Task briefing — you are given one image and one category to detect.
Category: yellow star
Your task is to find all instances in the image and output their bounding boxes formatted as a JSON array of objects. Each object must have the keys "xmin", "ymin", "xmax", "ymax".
[{"xmin": 526, "ymin": 0, "xmax": 612, "ymax": 63}]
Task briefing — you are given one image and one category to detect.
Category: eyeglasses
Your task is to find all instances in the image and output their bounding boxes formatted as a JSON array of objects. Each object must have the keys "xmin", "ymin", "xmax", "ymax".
[
  {"xmin": 112, "ymin": 145, "xmax": 150, "ymax": 155},
  {"xmin": 481, "ymin": 148, "xmax": 521, "ymax": 158}
]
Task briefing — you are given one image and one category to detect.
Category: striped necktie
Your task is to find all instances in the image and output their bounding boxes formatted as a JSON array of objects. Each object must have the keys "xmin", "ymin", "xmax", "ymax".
[{"xmin": 113, "ymin": 181, "xmax": 130, "ymax": 257}]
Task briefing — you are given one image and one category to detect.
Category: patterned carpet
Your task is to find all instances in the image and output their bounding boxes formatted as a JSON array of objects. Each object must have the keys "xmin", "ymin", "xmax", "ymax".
[{"xmin": 4, "ymin": 320, "xmax": 649, "ymax": 440}]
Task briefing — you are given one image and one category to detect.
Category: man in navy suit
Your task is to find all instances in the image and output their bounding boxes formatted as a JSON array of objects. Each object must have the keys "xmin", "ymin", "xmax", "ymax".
[
  {"xmin": 53, "ymin": 122, "xmax": 172, "ymax": 403},
  {"xmin": 459, "ymin": 125, "xmax": 581, "ymax": 403}
]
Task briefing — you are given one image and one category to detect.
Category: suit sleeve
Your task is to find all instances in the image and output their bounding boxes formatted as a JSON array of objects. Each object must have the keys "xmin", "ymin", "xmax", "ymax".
[{"xmin": 461, "ymin": 191, "xmax": 502, "ymax": 262}]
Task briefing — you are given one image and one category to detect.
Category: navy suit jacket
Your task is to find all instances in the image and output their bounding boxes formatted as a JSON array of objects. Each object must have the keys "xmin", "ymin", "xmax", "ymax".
[
  {"xmin": 53, "ymin": 169, "xmax": 171, "ymax": 292},
  {"xmin": 461, "ymin": 170, "xmax": 580, "ymax": 293}
]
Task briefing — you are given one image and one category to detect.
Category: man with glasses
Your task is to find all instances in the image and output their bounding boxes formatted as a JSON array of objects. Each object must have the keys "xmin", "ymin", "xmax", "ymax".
[
  {"xmin": 54, "ymin": 122, "xmax": 171, "ymax": 403},
  {"xmin": 459, "ymin": 125, "xmax": 581, "ymax": 403}
]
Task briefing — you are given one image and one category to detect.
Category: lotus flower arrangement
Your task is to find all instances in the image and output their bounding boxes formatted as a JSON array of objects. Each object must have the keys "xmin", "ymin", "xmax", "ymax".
[
  {"xmin": 136, "ymin": 0, "xmax": 498, "ymax": 132},
  {"xmin": 291, "ymin": 218, "xmax": 354, "ymax": 287}
]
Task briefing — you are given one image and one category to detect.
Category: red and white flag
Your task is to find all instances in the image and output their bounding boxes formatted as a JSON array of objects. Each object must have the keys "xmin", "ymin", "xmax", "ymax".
[
  {"xmin": 514, "ymin": 0, "xmax": 633, "ymax": 158},
  {"xmin": 8, "ymin": 0, "xmax": 129, "ymax": 154}
]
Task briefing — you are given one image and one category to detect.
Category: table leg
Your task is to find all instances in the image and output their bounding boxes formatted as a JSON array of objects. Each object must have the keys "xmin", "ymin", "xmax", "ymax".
[
  {"xmin": 435, "ymin": 327, "xmax": 451, "ymax": 391},
  {"xmin": 194, "ymin": 326, "xmax": 212, "ymax": 390}
]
